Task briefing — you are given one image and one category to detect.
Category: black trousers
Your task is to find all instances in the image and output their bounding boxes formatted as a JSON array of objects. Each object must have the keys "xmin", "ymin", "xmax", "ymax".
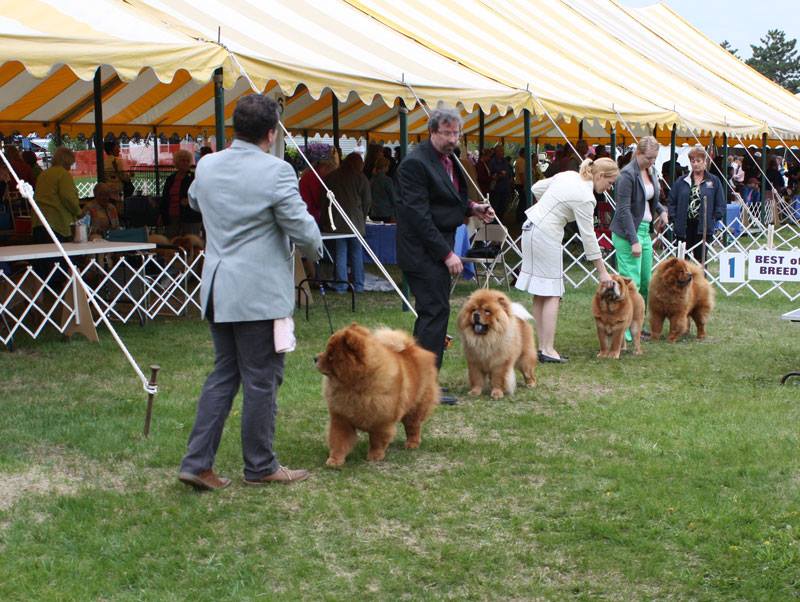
[
  {"xmin": 404, "ymin": 261, "xmax": 451, "ymax": 369},
  {"xmin": 682, "ymin": 218, "xmax": 707, "ymax": 263}
]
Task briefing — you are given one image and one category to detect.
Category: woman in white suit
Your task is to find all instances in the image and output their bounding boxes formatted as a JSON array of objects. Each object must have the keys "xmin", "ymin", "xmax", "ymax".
[{"xmin": 515, "ymin": 157, "xmax": 618, "ymax": 362}]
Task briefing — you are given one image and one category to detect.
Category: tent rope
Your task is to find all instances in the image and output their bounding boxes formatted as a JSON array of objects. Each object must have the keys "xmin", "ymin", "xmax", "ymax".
[
  {"xmin": 224, "ymin": 51, "xmax": 417, "ymax": 316},
  {"xmin": 0, "ymin": 151, "xmax": 157, "ymax": 394}
]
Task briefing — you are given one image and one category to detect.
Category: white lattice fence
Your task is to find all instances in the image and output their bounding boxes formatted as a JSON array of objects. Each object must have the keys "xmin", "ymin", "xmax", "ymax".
[
  {"xmin": 506, "ymin": 211, "xmax": 800, "ymax": 301},
  {"xmin": 1, "ymin": 251, "xmax": 204, "ymax": 345}
]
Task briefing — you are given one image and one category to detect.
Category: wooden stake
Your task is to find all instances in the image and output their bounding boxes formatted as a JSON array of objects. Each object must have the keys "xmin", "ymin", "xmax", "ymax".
[{"xmin": 143, "ymin": 364, "xmax": 160, "ymax": 438}]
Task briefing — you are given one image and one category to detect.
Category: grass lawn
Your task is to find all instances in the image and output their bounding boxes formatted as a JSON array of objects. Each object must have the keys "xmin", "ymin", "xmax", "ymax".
[{"xmin": 1, "ymin": 281, "xmax": 799, "ymax": 600}]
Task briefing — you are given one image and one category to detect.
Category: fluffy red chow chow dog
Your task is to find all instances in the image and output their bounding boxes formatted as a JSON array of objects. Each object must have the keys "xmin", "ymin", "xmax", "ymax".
[
  {"xmin": 456, "ymin": 289, "xmax": 537, "ymax": 399},
  {"xmin": 592, "ymin": 274, "xmax": 645, "ymax": 359},
  {"xmin": 315, "ymin": 323, "xmax": 439, "ymax": 466},
  {"xmin": 649, "ymin": 257, "xmax": 715, "ymax": 342}
]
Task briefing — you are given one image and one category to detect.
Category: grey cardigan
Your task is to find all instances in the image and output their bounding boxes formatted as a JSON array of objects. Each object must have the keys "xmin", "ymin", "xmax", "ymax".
[{"xmin": 610, "ymin": 158, "xmax": 666, "ymax": 245}]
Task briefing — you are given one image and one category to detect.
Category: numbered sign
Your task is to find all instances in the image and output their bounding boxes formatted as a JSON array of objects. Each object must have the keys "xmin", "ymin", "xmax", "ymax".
[
  {"xmin": 747, "ymin": 250, "xmax": 800, "ymax": 282},
  {"xmin": 719, "ymin": 252, "xmax": 746, "ymax": 283}
]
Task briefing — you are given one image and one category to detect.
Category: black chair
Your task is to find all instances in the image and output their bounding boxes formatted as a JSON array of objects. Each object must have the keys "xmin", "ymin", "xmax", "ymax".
[{"xmin": 122, "ymin": 195, "xmax": 160, "ymax": 228}]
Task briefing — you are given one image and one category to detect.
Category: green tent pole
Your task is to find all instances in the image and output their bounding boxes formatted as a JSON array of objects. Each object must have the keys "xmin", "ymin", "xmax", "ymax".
[
  {"xmin": 523, "ymin": 109, "xmax": 532, "ymax": 210},
  {"xmin": 761, "ymin": 132, "xmax": 768, "ymax": 223},
  {"xmin": 399, "ymin": 99, "xmax": 410, "ymax": 311},
  {"xmin": 93, "ymin": 68, "xmax": 104, "ymax": 183},
  {"xmin": 332, "ymin": 94, "xmax": 340, "ymax": 152},
  {"xmin": 669, "ymin": 124, "xmax": 677, "ymax": 185},
  {"xmin": 610, "ymin": 127, "xmax": 617, "ymax": 201},
  {"xmin": 213, "ymin": 67, "xmax": 224, "ymax": 151},
  {"xmin": 478, "ymin": 108, "xmax": 485, "ymax": 154}
]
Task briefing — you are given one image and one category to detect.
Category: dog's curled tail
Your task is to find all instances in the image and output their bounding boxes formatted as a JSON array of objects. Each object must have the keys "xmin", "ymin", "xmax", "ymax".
[
  {"xmin": 373, "ymin": 327, "xmax": 414, "ymax": 352},
  {"xmin": 511, "ymin": 302, "xmax": 534, "ymax": 322}
]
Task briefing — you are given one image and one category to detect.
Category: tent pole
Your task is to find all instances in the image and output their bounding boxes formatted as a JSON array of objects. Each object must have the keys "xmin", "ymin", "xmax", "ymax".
[
  {"xmin": 303, "ymin": 129, "xmax": 308, "ymax": 151},
  {"xmin": 153, "ymin": 127, "xmax": 160, "ymax": 196},
  {"xmin": 523, "ymin": 109, "xmax": 532, "ymax": 210},
  {"xmin": 479, "ymin": 109, "xmax": 485, "ymax": 154},
  {"xmin": 399, "ymin": 100, "xmax": 408, "ymax": 160},
  {"xmin": 670, "ymin": 124, "xmax": 677, "ymax": 185},
  {"xmin": 93, "ymin": 68, "xmax": 104, "ymax": 183},
  {"xmin": 54, "ymin": 123, "xmax": 62, "ymax": 148},
  {"xmin": 332, "ymin": 94, "xmax": 340, "ymax": 152},
  {"xmin": 723, "ymin": 133, "xmax": 729, "ymax": 191},
  {"xmin": 610, "ymin": 127, "xmax": 617, "ymax": 202},
  {"xmin": 761, "ymin": 132, "xmax": 768, "ymax": 223},
  {"xmin": 213, "ymin": 68, "xmax": 224, "ymax": 152},
  {"xmin": 578, "ymin": 119, "xmax": 583, "ymax": 141}
]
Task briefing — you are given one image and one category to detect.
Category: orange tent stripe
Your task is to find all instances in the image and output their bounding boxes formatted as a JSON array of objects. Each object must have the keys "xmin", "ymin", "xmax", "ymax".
[
  {"xmin": 0, "ymin": 62, "xmax": 25, "ymax": 88},
  {"xmin": 2, "ymin": 65, "xmax": 77, "ymax": 120},
  {"xmin": 155, "ymin": 82, "xmax": 214, "ymax": 124},
  {"xmin": 288, "ymin": 91, "xmax": 333, "ymax": 123},
  {"xmin": 107, "ymin": 70, "xmax": 193, "ymax": 124}
]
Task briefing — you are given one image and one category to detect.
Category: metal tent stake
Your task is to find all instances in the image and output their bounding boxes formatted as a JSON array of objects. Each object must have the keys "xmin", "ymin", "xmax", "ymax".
[{"xmin": 143, "ymin": 365, "xmax": 161, "ymax": 438}]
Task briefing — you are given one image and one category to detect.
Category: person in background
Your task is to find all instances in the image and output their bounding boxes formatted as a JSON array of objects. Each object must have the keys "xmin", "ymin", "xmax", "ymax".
[
  {"xmin": 668, "ymin": 144, "xmax": 725, "ymax": 263},
  {"xmin": 32, "ymin": 146, "xmax": 80, "ymax": 244},
  {"xmin": 84, "ymin": 182, "xmax": 120, "ymax": 237},
  {"xmin": 368, "ymin": 155, "xmax": 397, "ymax": 222},
  {"xmin": 178, "ymin": 94, "xmax": 322, "ymax": 491},
  {"xmin": 488, "ymin": 144, "xmax": 512, "ymax": 219},
  {"xmin": 516, "ymin": 158, "xmax": 618, "ymax": 363},
  {"xmin": 454, "ymin": 146, "xmax": 480, "ymax": 205},
  {"xmin": 383, "ymin": 146, "xmax": 397, "ymax": 180},
  {"xmin": 199, "ymin": 146, "xmax": 214, "ymax": 159},
  {"xmin": 21, "ymin": 150, "xmax": 42, "ymax": 183},
  {"xmin": 610, "ymin": 136, "xmax": 668, "ymax": 335},
  {"xmin": 4, "ymin": 146, "xmax": 35, "ymax": 187},
  {"xmin": 299, "ymin": 158, "xmax": 336, "ymax": 226},
  {"xmin": 103, "ymin": 139, "xmax": 132, "ymax": 203},
  {"xmin": 476, "ymin": 148, "xmax": 493, "ymax": 198},
  {"xmin": 323, "ymin": 152, "xmax": 371, "ymax": 292},
  {"xmin": 566, "ymin": 140, "xmax": 589, "ymax": 172},
  {"xmin": 741, "ymin": 176, "xmax": 761, "ymax": 223},
  {"xmin": 161, "ymin": 149, "xmax": 200, "ymax": 237}
]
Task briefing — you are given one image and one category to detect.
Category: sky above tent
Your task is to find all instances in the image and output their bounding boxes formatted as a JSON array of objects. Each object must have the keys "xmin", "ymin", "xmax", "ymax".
[{"xmin": 620, "ymin": 0, "xmax": 800, "ymax": 60}]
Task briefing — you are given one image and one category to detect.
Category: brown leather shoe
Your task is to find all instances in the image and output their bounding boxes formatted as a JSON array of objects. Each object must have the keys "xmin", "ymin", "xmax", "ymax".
[
  {"xmin": 178, "ymin": 469, "xmax": 231, "ymax": 491},
  {"xmin": 243, "ymin": 465, "xmax": 310, "ymax": 486}
]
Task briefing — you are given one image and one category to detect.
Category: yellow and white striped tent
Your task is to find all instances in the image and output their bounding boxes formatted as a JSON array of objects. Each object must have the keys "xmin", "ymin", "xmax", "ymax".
[{"xmin": 0, "ymin": 0, "xmax": 799, "ymax": 146}]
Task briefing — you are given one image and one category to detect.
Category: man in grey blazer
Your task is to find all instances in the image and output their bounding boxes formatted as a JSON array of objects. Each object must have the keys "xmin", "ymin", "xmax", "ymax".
[{"xmin": 178, "ymin": 95, "xmax": 322, "ymax": 491}]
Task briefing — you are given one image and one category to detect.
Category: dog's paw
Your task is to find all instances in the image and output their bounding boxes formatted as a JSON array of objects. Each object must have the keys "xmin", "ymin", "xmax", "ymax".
[
  {"xmin": 404, "ymin": 440, "xmax": 420, "ymax": 449},
  {"xmin": 468, "ymin": 387, "xmax": 482, "ymax": 396},
  {"xmin": 524, "ymin": 378, "xmax": 536, "ymax": 388},
  {"xmin": 325, "ymin": 457, "xmax": 344, "ymax": 468},
  {"xmin": 366, "ymin": 451, "xmax": 386, "ymax": 462},
  {"xmin": 596, "ymin": 351, "xmax": 608, "ymax": 358},
  {"xmin": 490, "ymin": 388, "xmax": 504, "ymax": 400}
]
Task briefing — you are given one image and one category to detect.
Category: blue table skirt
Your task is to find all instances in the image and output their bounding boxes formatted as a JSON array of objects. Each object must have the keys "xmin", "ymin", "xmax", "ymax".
[{"xmin": 363, "ymin": 223, "xmax": 473, "ymax": 278}]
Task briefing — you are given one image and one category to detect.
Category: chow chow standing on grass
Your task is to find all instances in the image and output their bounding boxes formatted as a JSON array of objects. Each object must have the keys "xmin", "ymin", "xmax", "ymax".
[
  {"xmin": 316, "ymin": 323, "xmax": 439, "ymax": 467},
  {"xmin": 456, "ymin": 289, "xmax": 537, "ymax": 399},
  {"xmin": 649, "ymin": 257, "xmax": 715, "ymax": 342},
  {"xmin": 592, "ymin": 274, "xmax": 645, "ymax": 359}
]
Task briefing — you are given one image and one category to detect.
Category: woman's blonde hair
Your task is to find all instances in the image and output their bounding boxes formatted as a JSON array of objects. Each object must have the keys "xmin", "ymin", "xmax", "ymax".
[
  {"xmin": 579, "ymin": 157, "xmax": 619, "ymax": 180},
  {"xmin": 636, "ymin": 135, "xmax": 660, "ymax": 156},
  {"xmin": 52, "ymin": 147, "xmax": 75, "ymax": 169},
  {"xmin": 687, "ymin": 144, "xmax": 708, "ymax": 162}
]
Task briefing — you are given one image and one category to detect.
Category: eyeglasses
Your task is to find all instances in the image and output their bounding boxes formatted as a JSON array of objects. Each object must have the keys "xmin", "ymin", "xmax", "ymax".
[{"xmin": 435, "ymin": 129, "xmax": 461, "ymax": 139}]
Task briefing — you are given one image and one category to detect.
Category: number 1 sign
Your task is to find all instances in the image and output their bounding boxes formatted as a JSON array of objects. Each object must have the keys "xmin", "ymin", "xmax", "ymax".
[{"xmin": 719, "ymin": 252, "xmax": 746, "ymax": 283}]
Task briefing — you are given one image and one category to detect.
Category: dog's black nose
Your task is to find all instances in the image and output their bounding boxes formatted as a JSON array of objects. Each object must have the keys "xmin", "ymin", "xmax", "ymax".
[
  {"xmin": 472, "ymin": 311, "xmax": 481, "ymax": 324},
  {"xmin": 313, "ymin": 355, "xmax": 319, "ymax": 365}
]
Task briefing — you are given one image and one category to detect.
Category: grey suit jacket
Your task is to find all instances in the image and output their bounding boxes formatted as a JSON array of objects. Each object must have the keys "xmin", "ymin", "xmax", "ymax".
[
  {"xmin": 189, "ymin": 139, "xmax": 322, "ymax": 322},
  {"xmin": 610, "ymin": 158, "xmax": 666, "ymax": 245}
]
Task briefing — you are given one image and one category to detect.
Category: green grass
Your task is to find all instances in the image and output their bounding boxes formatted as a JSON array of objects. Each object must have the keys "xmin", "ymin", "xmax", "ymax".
[{"xmin": 1, "ymin": 281, "xmax": 799, "ymax": 600}]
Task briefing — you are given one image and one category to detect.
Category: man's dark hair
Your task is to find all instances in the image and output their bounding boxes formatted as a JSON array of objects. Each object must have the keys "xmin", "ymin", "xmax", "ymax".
[
  {"xmin": 103, "ymin": 140, "xmax": 117, "ymax": 155},
  {"xmin": 233, "ymin": 95, "xmax": 280, "ymax": 144}
]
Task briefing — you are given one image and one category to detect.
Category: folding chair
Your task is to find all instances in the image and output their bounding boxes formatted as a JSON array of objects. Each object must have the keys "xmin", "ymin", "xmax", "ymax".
[{"xmin": 451, "ymin": 222, "xmax": 510, "ymax": 292}]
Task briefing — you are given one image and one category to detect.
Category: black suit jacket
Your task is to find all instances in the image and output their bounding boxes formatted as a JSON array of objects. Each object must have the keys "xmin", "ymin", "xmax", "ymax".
[{"xmin": 396, "ymin": 140, "xmax": 469, "ymax": 272}]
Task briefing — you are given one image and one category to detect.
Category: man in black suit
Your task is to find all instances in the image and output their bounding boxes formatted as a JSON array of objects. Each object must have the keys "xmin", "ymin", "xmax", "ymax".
[{"xmin": 397, "ymin": 107, "xmax": 495, "ymax": 402}]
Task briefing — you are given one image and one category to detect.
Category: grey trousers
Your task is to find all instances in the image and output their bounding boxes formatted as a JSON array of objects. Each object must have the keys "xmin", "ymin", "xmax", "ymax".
[{"xmin": 180, "ymin": 319, "xmax": 284, "ymax": 480}]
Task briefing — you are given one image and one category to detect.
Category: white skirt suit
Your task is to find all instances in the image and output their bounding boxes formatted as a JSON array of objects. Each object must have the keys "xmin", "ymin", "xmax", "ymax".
[{"xmin": 515, "ymin": 171, "xmax": 603, "ymax": 297}]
